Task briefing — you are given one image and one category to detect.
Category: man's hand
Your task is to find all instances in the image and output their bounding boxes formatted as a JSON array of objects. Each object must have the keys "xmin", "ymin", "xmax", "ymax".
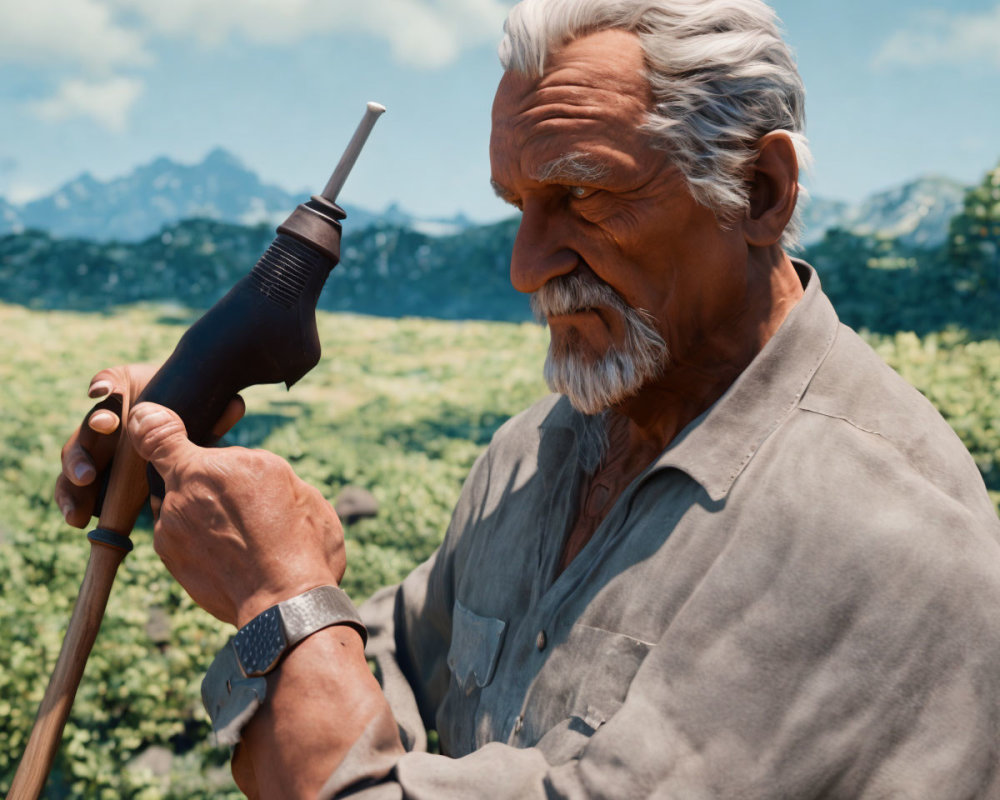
[
  {"xmin": 54, "ymin": 365, "xmax": 246, "ymax": 528},
  {"xmin": 128, "ymin": 402, "xmax": 346, "ymax": 627}
]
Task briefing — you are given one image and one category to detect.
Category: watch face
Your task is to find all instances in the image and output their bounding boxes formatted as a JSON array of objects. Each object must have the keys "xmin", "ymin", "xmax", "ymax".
[{"xmin": 233, "ymin": 606, "xmax": 287, "ymax": 676}]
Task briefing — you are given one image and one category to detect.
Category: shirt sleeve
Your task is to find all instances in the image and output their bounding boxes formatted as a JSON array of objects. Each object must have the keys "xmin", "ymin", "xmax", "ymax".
[{"xmin": 360, "ymin": 551, "xmax": 453, "ymax": 754}]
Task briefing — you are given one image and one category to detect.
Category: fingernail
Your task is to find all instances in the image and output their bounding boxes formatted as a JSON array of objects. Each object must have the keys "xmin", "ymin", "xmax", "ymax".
[
  {"xmin": 60, "ymin": 499, "xmax": 74, "ymax": 518},
  {"xmin": 90, "ymin": 410, "xmax": 116, "ymax": 429},
  {"xmin": 88, "ymin": 380, "xmax": 112, "ymax": 398},
  {"xmin": 74, "ymin": 463, "xmax": 95, "ymax": 483}
]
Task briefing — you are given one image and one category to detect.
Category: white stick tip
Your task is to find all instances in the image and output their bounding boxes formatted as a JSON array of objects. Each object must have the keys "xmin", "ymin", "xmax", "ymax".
[{"xmin": 366, "ymin": 101, "xmax": 387, "ymax": 115}]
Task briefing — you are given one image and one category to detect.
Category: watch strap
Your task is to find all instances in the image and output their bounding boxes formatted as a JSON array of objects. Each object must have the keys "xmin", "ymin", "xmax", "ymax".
[
  {"xmin": 279, "ymin": 585, "xmax": 367, "ymax": 649},
  {"xmin": 232, "ymin": 585, "xmax": 366, "ymax": 677}
]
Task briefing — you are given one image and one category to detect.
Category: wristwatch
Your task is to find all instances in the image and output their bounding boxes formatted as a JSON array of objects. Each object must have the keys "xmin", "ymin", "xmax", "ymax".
[
  {"xmin": 201, "ymin": 585, "xmax": 366, "ymax": 745},
  {"xmin": 232, "ymin": 584, "xmax": 367, "ymax": 676}
]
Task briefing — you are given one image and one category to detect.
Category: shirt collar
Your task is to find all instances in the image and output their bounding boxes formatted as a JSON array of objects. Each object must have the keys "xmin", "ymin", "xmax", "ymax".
[{"xmin": 651, "ymin": 260, "xmax": 839, "ymax": 501}]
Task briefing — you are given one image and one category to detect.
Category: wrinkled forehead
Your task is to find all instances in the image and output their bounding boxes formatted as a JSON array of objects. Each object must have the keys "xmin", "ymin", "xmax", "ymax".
[{"xmin": 491, "ymin": 29, "xmax": 652, "ymax": 142}]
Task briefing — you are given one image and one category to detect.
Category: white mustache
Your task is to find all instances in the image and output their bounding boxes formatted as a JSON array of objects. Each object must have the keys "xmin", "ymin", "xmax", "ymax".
[
  {"xmin": 530, "ymin": 272, "xmax": 631, "ymax": 321},
  {"xmin": 530, "ymin": 273, "xmax": 664, "ymax": 340}
]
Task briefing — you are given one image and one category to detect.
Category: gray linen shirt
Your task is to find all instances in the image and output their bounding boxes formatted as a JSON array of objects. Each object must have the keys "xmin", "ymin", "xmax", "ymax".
[{"xmin": 322, "ymin": 263, "xmax": 1000, "ymax": 799}]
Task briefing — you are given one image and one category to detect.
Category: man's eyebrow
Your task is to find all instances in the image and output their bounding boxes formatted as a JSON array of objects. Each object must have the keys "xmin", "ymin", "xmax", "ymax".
[
  {"xmin": 489, "ymin": 152, "xmax": 610, "ymax": 203},
  {"xmin": 491, "ymin": 178, "xmax": 518, "ymax": 204},
  {"xmin": 534, "ymin": 152, "xmax": 610, "ymax": 185}
]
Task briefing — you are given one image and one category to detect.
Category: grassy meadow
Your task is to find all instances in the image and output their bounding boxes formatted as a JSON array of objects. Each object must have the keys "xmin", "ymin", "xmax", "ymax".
[{"xmin": 0, "ymin": 301, "xmax": 998, "ymax": 797}]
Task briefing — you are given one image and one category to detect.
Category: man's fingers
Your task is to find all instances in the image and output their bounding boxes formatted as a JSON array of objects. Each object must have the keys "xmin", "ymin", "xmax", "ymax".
[
  {"xmin": 88, "ymin": 380, "xmax": 112, "ymax": 398},
  {"xmin": 55, "ymin": 473, "xmax": 96, "ymax": 528},
  {"xmin": 88, "ymin": 363, "xmax": 158, "ymax": 400},
  {"xmin": 69, "ymin": 395, "xmax": 125, "ymax": 481},
  {"xmin": 88, "ymin": 367, "xmax": 126, "ymax": 399},
  {"xmin": 61, "ymin": 432, "xmax": 98, "ymax": 487},
  {"xmin": 61, "ymin": 397, "xmax": 120, "ymax": 487},
  {"xmin": 128, "ymin": 402, "xmax": 199, "ymax": 482}
]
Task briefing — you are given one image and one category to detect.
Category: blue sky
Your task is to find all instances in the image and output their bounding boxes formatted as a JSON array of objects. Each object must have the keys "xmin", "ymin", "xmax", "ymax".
[{"xmin": 1, "ymin": 0, "xmax": 998, "ymax": 223}]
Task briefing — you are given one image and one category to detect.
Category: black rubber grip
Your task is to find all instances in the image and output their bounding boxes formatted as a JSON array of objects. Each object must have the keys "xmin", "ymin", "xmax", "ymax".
[{"xmin": 138, "ymin": 209, "xmax": 342, "ymax": 500}]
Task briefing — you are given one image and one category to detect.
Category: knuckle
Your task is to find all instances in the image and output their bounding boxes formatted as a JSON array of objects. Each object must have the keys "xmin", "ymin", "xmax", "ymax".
[
  {"xmin": 245, "ymin": 448, "xmax": 294, "ymax": 480},
  {"xmin": 188, "ymin": 477, "xmax": 220, "ymax": 506}
]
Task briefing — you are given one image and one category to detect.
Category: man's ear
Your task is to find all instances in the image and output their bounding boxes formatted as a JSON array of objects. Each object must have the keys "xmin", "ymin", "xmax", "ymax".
[{"xmin": 744, "ymin": 131, "xmax": 799, "ymax": 248}]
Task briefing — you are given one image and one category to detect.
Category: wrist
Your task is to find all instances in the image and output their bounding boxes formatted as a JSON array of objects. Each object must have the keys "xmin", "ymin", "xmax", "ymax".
[
  {"xmin": 202, "ymin": 585, "xmax": 366, "ymax": 745},
  {"xmin": 235, "ymin": 577, "xmax": 341, "ymax": 629}
]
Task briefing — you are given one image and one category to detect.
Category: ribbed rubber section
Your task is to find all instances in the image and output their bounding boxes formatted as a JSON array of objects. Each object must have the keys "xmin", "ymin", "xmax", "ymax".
[{"xmin": 250, "ymin": 235, "xmax": 327, "ymax": 309}]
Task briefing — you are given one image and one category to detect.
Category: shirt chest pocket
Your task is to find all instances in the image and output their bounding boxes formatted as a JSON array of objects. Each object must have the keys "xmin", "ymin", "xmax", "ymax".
[
  {"xmin": 524, "ymin": 623, "xmax": 653, "ymax": 761},
  {"xmin": 447, "ymin": 599, "xmax": 507, "ymax": 694},
  {"xmin": 565, "ymin": 624, "xmax": 652, "ymax": 727}
]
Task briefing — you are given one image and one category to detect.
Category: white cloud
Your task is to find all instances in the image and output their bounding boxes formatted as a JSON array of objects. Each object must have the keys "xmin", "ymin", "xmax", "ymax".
[
  {"xmin": 0, "ymin": 0, "xmax": 512, "ymax": 73},
  {"xmin": 0, "ymin": 0, "xmax": 148, "ymax": 72},
  {"xmin": 110, "ymin": 0, "xmax": 513, "ymax": 68},
  {"xmin": 875, "ymin": 4, "xmax": 1000, "ymax": 69},
  {"xmin": 28, "ymin": 76, "xmax": 144, "ymax": 132},
  {"xmin": 3, "ymin": 0, "xmax": 509, "ymax": 136}
]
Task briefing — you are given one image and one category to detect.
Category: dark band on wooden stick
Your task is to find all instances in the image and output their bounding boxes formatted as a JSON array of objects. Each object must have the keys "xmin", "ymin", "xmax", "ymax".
[{"xmin": 87, "ymin": 528, "xmax": 134, "ymax": 553}]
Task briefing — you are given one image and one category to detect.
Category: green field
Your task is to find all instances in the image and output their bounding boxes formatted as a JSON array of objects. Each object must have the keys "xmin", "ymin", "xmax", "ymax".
[{"xmin": 1, "ymin": 302, "xmax": 998, "ymax": 797}]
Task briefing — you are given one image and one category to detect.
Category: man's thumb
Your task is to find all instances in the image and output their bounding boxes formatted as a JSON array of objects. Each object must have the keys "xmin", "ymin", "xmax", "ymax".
[{"xmin": 128, "ymin": 402, "xmax": 196, "ymax": 477}]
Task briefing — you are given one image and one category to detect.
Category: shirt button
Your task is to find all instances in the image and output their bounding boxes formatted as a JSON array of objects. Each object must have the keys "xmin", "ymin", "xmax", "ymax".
[{"xmin": 535, "ymin": 630, "xmax": 547, "ymax": 651}]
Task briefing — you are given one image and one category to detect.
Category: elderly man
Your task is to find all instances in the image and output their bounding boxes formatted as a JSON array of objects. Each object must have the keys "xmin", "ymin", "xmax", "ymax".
[{"xmin": 58, "ymin": 0, "xmax": 1000, "ymax": 797}]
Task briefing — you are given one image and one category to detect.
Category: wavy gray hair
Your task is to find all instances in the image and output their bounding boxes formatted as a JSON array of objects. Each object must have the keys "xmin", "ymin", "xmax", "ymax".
[{"xmin": 498, "ymin": 0, "xmax": 811, "ymax": 250}]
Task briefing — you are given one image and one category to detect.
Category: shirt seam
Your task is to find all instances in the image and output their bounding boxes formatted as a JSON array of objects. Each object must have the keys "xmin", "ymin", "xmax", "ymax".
[
  {"xmin": 796, "ymin": 404, "xmax": 893, "ymax": 442},
  {"xmin": 569, "ymin": 622, "xmax": 656, "ymax": 648}
]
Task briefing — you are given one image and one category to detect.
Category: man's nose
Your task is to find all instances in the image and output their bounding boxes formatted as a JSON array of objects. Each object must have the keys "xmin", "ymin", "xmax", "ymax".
[{"xmin": 509, "ymin": 198, "xmax": 579, "ymax": 294}]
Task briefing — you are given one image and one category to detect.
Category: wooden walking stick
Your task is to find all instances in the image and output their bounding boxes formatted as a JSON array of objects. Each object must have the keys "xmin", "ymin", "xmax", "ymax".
[
  {"xmin": 8, "ymin": 102, "xmax": 386, "ymax": 800},
  {"xmin": 8, "ymin": 395, "xmax": 149, "ymax": 799}
]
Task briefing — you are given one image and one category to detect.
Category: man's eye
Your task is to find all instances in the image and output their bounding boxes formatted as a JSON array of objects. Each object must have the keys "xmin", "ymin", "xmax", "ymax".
[{"xmin": 568, "ymin": 185, "xmax": 597, "ymax": 200}]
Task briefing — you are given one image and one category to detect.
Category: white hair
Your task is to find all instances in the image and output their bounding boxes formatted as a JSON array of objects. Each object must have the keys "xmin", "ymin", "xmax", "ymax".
[{"xmin": 499, "ymin": 0, "xmax": 812, "ymax": 250}]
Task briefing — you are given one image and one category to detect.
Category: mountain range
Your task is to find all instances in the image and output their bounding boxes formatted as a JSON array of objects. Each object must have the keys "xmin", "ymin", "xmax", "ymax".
[
  {"xmin": 0, "ymin": 148, "xmax": 968, "ymax": 247},
  {"xmin": 0, "ymin": 148, "xmax": 471, "ymax": 242},
  {"xmin": 798, "ymin": 176, "xmax": 967, "ymax": 248}
]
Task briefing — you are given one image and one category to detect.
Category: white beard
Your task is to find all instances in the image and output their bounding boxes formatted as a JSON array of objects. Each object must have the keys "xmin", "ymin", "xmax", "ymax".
[{"xmin": 531, "ymin": 273, "xmax": 669, "ymax": 417}]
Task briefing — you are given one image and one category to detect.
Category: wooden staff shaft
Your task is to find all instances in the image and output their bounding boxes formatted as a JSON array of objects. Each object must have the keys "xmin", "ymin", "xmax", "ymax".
[{"xmin": 9, "ymin": 411, "xmax": 149, "ymax": 800}]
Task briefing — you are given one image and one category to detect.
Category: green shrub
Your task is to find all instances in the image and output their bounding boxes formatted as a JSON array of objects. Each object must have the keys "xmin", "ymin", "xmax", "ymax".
[
  {"xmin": 1, "ymin": 304, "xmax": 997, "ymax": 796},
  {"xmin": 0, "ymin": 304, "xmax": 548, "ymax": 797}
]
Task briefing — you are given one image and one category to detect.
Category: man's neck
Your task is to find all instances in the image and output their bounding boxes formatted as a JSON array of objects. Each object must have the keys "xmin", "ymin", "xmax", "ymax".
[{"xmin": 615, "ymin": 248, "xmax": 804, "ymax": 455}]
